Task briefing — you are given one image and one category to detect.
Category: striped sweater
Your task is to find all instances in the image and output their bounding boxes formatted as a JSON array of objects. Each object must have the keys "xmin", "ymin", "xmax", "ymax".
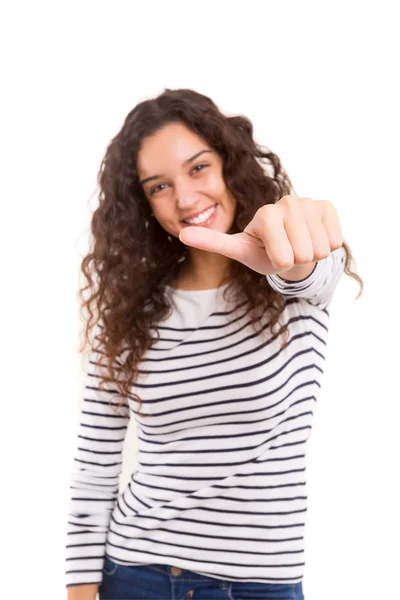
[{"xmin": 66, "ymin": 247, "xmax": 345, "ymax": 587}]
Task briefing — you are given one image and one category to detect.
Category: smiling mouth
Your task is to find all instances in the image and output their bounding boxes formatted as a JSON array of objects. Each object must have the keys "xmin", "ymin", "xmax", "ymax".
[{"xmin": 181, "ymin": 204, "xmax": 218, "ymax": 225}]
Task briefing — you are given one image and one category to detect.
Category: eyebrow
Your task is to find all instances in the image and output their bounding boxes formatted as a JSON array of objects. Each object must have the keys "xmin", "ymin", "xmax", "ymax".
[{"xmin": 139, "ymin": 149, "xmax": 213, "ymax": 186}]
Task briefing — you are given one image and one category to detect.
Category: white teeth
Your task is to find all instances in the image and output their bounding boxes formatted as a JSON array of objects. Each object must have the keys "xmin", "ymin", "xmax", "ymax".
[{"xmin": 185, "ymin": 205, "xmax": 216, "ymax": 224}]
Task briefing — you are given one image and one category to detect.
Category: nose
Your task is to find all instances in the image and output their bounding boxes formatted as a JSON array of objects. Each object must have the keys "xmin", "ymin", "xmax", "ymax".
[{"xmin": 175, "ymin": 176, "xmax": 200, "ymax": 210}]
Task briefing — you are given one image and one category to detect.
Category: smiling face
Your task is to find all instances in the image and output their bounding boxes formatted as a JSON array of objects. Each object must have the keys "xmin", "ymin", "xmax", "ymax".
[{"xmin": 137, "ymin": 122, "xmax": 237, "ymax": 239}]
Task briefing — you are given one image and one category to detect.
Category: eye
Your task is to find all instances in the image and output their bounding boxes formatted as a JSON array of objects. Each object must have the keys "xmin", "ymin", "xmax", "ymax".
[
  {"xmin": 149, "ymin": 164, "xmax": 208, "ymax": 195},
  {"xmin": 150, "ymin": 183, "xmax": 167, "ymax": 196},
  {"xmin": 192, "ymin": 163, "xmax": 208, "ymax": 174}
]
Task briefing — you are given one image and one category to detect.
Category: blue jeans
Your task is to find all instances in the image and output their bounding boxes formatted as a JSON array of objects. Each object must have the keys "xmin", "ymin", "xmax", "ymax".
[{"xmin": 99, "ymin": 556, "xmax": 305, "ymax": 599}]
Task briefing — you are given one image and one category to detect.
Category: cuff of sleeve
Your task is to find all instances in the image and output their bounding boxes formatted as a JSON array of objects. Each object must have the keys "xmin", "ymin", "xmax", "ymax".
[
  {"xmin": 274, "ymin": 262, "xmax": 319, "ymax": 284},
  {"xmin": 266, "ymin": 260, "xmax": 321, "ymax": 292}
]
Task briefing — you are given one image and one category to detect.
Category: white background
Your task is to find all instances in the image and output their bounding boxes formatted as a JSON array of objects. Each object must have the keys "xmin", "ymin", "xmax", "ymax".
[{"xmin": 2, "ymin": 2, "xmax": 399, "ymax": 599}]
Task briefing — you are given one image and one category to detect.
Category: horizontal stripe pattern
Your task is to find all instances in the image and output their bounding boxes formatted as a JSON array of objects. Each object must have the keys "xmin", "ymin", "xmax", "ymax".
[{"xmin": 66, "ymin": 248, "xmax": 345, "ymax": 587}]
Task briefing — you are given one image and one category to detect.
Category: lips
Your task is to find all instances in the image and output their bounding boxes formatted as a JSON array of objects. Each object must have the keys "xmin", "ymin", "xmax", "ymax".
[
  {"xmin": 180, "ymin": 204, "xmax": 218, "ymax": 228},
  {"xmin": 181, "ymin": 203, "xmax": 218, "ymax": 224}
]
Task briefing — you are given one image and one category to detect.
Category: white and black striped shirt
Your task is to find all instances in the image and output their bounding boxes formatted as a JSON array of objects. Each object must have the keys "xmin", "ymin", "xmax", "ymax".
[{"xmin": 66, "ymin": 247, "xmax": 345, "ymax": 587}]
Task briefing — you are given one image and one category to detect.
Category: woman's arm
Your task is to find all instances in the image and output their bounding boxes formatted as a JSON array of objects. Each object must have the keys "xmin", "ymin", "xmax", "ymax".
[
  {"xmin": 65, "ymin": 346, "xmax": 130, "ymax": 589},
  {"xmin": 67, "ymin": 583, "xmax": 99, "ymax": 600},
  {"xmin": 267, "ymin": 246, "xmax": 345, "ymax": 308}
]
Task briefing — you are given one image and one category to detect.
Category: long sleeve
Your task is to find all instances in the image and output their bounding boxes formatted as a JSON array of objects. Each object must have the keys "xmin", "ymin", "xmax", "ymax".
[
  {"xmin": 266, "ymin": 246, "xmax": 346, "ymax": 308},
  {"xmin": 65, "ymin": 349, "xmax": 130, "ymax": 588}
]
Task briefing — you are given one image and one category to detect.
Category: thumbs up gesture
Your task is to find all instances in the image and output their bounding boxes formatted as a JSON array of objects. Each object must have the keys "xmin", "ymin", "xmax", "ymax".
[{"xmin": 179, "ymin": 195, "xmax": 343, "ymax": 276}]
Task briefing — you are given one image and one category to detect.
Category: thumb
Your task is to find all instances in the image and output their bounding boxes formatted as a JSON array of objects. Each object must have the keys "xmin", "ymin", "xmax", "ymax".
[{"xmin": 179, "ymin": 227, "xmax": 242, "ymax": 260}]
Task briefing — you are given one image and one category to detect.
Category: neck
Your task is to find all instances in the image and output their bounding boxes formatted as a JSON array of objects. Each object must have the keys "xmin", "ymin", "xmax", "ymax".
[{"xmin": 176, "ymin": 249, "xmax": 232, "ymax": 290}]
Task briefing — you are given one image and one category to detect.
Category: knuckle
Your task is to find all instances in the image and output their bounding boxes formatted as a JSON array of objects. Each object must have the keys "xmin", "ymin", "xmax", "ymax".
[
  {"xmin": 281, "ymin": 195, "xmax": 298, "ymax": 209},
  {"xmin": 314, "ymin": 250, "xmax": 330, "ymax": 261},
  {"xmin": 301, "ymin": 197, "xmax": 314, "ymax": 207},
  {"xmin": 273, "ymin": 256, "xmax": 293, "ymax": 269},
  {"xmin": 294, "ymin": 254, "xmax": 315, "ymax": 264},
  {"xmin": 260, "ymin": 204, "xmax": 275, "ymax": 217},
  {"xmin": 331, "ymin": 239, "xmax": 343, "ymax": 251},
  {"xmin": 318, "ymin": 199, "xmax": 333, "ymax": 212}
]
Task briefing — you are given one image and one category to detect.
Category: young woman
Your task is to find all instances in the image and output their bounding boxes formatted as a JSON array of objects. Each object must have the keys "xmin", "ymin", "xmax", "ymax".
[{"xmin": 66, "ymin": 88, "xmax": 363, "ymax": 600}]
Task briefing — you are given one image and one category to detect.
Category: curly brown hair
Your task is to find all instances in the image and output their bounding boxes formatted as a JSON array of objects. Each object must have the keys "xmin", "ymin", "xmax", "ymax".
[{"xmin": 78, "ymin": 88, "xmax": 363, "ymax": 416}]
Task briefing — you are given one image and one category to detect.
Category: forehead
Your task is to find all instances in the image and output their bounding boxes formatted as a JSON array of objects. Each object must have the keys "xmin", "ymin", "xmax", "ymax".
[{"xmin": 137, "ymin": 123, "xmax": 212, "ymax": 176}]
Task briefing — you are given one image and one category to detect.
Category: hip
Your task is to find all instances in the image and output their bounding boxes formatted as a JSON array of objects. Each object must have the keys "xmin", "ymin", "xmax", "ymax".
[{"xmin": 99, "ymin": 556, "xmax": 304, "ymax": 599}]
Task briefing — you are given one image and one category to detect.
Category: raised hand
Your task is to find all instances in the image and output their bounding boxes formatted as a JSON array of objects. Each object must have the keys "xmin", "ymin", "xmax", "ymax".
[{"xmin": 179, "ymin": 195, "xmax": 343, "ymax": 276}]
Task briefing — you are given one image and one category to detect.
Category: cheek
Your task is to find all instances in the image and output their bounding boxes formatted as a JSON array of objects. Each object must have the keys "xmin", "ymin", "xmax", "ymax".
[
  {"xmin": 205, "ymin": 172, "xmax": 226, "ymax": 195},
  {"xmin": 206, "ymin": 175, "xmax": 236, "ymax": 213},
  {"xmin": 157, "ymin": 209, "xmax": 174, "ymax": 225},
  {"xmin": 150, "ymin": 205, "xmax": 168, "ymax": 225}
]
